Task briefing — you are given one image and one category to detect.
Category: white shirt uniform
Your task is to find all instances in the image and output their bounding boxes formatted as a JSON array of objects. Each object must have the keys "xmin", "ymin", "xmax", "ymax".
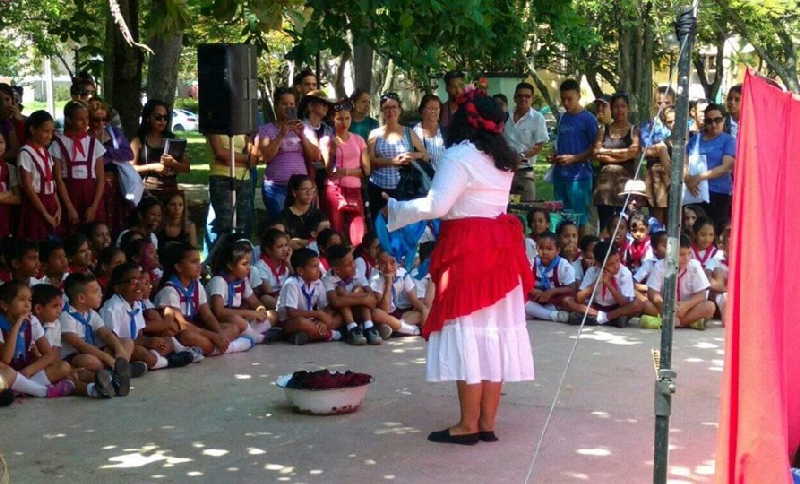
[
  {"xmin": 18, "ymin": 146, "xmax": 56, "ymax": 194},
  {"xmin": 276, "ymin": 276, "xmax": 328, "ymax": 322},
  {"xmin": 41, "ymin": 318, "xmax": 62, "ymax": 348},
  {"xmin": 525, "ymin": 237, "xmax": 538, "ymax": 268},
  {"xmin": 647, "ymin": 259, "xmax": 710, "ymax": 301},
  {"xmin": 100, "ymin": 294, "xmax": 146, "ymax": 339},
  {"xmin": 251, "ymin": 257, "xmax": 291, "ymax": 295},
  {"xmin": 570, "ymin": 259, "xmax": 585, "ymax": 286},
  {"xmin": 580, "ymin": 266, "xmax": 636, "ymax": 307},
  {"xmin": 354, "ymin": 257, "xmax": 378, "ymax": 283},
  {"xmin": 634, "ymin": 257, "xmax": 661, "ymax": 284},
  {"xmin": 370, "ymin": 267, "xmax": 416, "ymax": 313},
  {"xmin": 0, "ymin": 316, "xmax": 45, "ymax": 351},
  {"xmin": 534, "ymin": 256, "xmax": 576, "ymax": 290},
  {"xmin": 155, "ymin": 279, "xmax": 208, "ymax": 319},
  {"xmin": 206, "ymin": 276, "xmax": 254, "ymax": 309},
  {"xmin": 322, "ymin": 270, "xmax": 369, "ymax": 294},
  {"xmin": 503, "ymin": 108, "xmax": 549, "ymax": 168},
  {"xmin": 690, "ymin": 245, "xmax": 724, "ymax": 271},
  {"xmin": 49, "ymin": 133, "xmax": 105, "ymax": 180},
  {"xmin": 60, "ymin": 306, "xmax": 106, "ymax": 357}
]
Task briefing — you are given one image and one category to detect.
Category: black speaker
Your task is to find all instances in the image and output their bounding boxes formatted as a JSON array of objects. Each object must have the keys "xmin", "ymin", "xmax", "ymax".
[{"xmin": 198, "ymin": 43, "xmax": 259, "ymax": 135}]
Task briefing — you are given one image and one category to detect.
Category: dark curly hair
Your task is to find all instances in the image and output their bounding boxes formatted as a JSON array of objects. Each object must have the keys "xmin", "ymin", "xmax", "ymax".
[{"xmin": 445, "ymin": 93, "xmax": 518, "ymax": 172}]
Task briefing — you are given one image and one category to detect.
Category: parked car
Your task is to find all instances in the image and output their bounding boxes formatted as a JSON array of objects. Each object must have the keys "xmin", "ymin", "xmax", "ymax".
[{"xmin": 172, "ymin": 109, "xmax": 198, "ymax": 132}]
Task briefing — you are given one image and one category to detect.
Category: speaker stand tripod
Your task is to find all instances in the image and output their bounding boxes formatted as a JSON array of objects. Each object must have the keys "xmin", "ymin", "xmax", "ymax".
[{"xmin": 229, "ymin": 134, "xmax": 237, "ymax": 234}]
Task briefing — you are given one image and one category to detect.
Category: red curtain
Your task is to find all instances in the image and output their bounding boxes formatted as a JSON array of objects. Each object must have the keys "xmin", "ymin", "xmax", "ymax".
[{"xmin": 716, "ymin": 70, "xmax": 800, "ymax": 483}]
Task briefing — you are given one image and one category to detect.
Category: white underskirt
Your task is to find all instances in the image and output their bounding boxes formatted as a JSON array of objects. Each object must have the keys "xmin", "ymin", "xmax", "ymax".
[{"xmin": 426, "ymin": 284, "xmax": 535, "ymax": 384}]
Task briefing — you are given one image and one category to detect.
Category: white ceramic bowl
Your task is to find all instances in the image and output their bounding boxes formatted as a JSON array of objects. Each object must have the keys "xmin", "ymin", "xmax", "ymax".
[{"xmin": 275, "ymin": 373, "xmax": 372, "ymax": 415}]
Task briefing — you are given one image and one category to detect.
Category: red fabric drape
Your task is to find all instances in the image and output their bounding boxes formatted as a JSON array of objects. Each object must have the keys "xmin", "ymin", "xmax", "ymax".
[{"xmin": 716, "ymin": 70, "xmax": 800, "ymax": 483}]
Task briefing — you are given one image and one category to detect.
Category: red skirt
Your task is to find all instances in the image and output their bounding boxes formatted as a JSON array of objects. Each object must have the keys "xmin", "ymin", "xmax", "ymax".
[
  {"xmin": 423, "ymin": 214, "xmax": 534, "ymax": 340},
  {"xmin": 19, "ymin": 193, "xmax": 59, "ymax": 241}
]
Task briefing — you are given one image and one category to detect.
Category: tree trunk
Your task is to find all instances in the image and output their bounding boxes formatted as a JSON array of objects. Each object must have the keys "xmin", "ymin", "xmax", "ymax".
[
  {"xmin": 636, "ymin": 2, "xmax": 654, "ymax": 123},
  {"xmin": 527, "ymin": 66, "xmax": 559, "ymax": 120},
  {"xmin": 353, "ymin": 41, "xmax": 373, "ymax": 94},
  {"xmin": 583, "ymin": 69, "xmax": 605, "ymax": 98},
  {"xmin": 333, "ymin": 52, "xmax": 350, "ymax": 100},
  {"xmin": 104, "ymin": 0, "xmax": 143, "ymax": 138},
  {"xmin": 693, "ymin": 32, "xmax": 726, "ymax": 101},
  {"xmin": 146, "ymin": 30, "xmax": 183, "ymax": 109},
  {"xmin": 381, "ymin": 59, "xmax": 395, "ymax": 94}
]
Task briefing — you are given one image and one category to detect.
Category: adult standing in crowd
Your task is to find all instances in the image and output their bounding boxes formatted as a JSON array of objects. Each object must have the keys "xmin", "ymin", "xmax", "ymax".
[
  {"xmin": 593, "ymin": 95, "xmax": 612, "ymax": 126},
  {"xmin": 367, "ymin": 93, "xmax": 428, "ymax": 219},
  {"xmin": 0, "ymin": 84, "xmax": 21, "ymax": 162},
  {"xmin": 439, "ymin": 70, "xmax": 466, "ymax": 130},
  {"xmin": 293, "ymin": 68, "xmax": 318, "ymax": 102},
  {"xmin": 322, "ymin": 100, "xmax": 369, "ymax": 245},
  {"xmin": 130, "ymin": 100, "xmax": 190, "ymax": 202},
  {"xmin": 349, "ymin": 88, "xmax": 379, "ymax": 141},
  {"xmin": 592, "ymin": 93, "xmax": 641, "ymax": 229},
  {"xmin": 301, "ymin": 90, "xmax": 334, "ymax": 201},
  {"xmin": 258, "ymin": 87, "xmax": 319, "ymax": 218},
  {"xmin": 206, "ymin": 132, "xmax": 253, "ymax": 243},
  {"xmin": 492, "ymin": 94, "xmax": 510, "ymax": 122},
  {"xmin": 413, "ymin": 94, "xmax": 446, "ymax": 171},
  {"xmin": 724, "ymin": 84, "xmax": 742, "ymax": 139},
  {"xmin": 503, "ymin": 82, "xmax": 548, "ymax": 202},
  {"xmin": 388, "ymin": 90, "xmax": 534, "ymax": 445},
  {"xmin": 685, "ymin": 103, "xmax": 736, "ymax": 224},
  {"xmin": 642, "ymin": 86, "xmax": 675, "ymax": 225}
]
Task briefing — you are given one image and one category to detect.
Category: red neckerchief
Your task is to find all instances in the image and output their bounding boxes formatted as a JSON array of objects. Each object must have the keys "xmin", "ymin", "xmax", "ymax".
[
  {"xmin": 691, "ymin": 244, "xmax": 718, "ymax": 266},
  {"xmin": 319, "ymin": 257, "xmax": 330, "ymax": 271},
  {"xmin": 261, "ymin": 254, "xmax": 288, "ymax": 281},
  {"xmin": 617, "ymin": 238, "xmax": 630, "ymax": 261},
  {"xmin": 601, "ymin": 272, "xmax": 619, "ymax": 300},
  {"xmin": 627, "ymin": 236, "xmax": 651, "ymax": 266},
  {"xmin": 66, "ymin": 130, "xmax": 89, "ymax": 160},
  {"xmin": 677, "ymin": 268, "xmax": 688, "ymax": 300},
  {"xmin": 69, "ymin": 265, "xmax": 90, "ymax": 275},
  {"xmin": 28, "ymin": 144, "xmax": 53, "ymax": 182}
]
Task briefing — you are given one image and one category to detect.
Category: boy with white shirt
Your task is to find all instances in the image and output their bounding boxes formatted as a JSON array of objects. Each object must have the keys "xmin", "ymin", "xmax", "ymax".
[
  {"xmin": 322, "ymin": 245, "xmax": 380, "ymax": 345},
  {"xmin": 370, "ymin": 250, "xmax": 427, "ymax": 337},
  {"xmin": 642, "ymin": 234, "xmax": 716, "ymax": 330},
  {"xmin": 568, "ymin": 240, "xmax": 643, "ymax": 327},
  {"xmin": 32, "ymin": 240, "xmax": 70, "ymax": 289},
  {"xmin": 504, "ymin": 82, "xmax": 549, "ymax": 202}
]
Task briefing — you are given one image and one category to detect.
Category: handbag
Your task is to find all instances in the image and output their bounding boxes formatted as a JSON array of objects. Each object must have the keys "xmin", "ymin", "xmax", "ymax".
[{"xmin": 395, "ymin": 127, "xmax": 434, "ymax": 200}]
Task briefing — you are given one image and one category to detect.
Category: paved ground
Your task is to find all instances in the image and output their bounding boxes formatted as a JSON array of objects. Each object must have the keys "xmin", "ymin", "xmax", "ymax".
[{"xmin": 0, "ymin": 319, "xmax": 723, "ymax": 484}]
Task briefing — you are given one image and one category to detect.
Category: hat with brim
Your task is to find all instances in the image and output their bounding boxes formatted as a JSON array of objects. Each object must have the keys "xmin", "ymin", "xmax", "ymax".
[
  {"xmin": 304, "ymin": 90, "xmax": 334, "ymax": 105},
  {"xmin": 595, "ymin": 95, "xmax": 612, "ymax": 105},
  {"xmin": 618, "ymin": 179, "xmax": 647, "ymax": 198}
]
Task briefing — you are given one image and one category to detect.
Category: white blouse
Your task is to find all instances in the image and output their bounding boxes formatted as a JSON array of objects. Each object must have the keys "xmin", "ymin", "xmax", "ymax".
[{"xmin": 388, "ymin": 141, "xmax": 513, "ymax": 231}]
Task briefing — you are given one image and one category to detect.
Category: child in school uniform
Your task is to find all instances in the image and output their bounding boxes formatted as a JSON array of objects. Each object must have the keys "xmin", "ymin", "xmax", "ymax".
[
  {"xmin": 524, "ymin": 208, "xmax": 550, "ymax": 266},
  {"xmin": 634, "ymin": 231, "xmax": 668, "ymax": 312},
  {"xmin": 60, "ymin": 273, "xmax": 145, "ymax": 396},
  {"xmin": 0, "ymin": 131, "xmax": 21, "ymax": 239},
  {"xmin": 603, "ymin": 214, "xmax": 629, "ymax": 257},
  {"xmin": 155, "ymin": 242, "xmax": 253, "ymax": 357},
  {"xmin": 95, "ymin": 246, "xmax": 126, "ymax": 295},
  {"xmin": 33, "ymin": 240, "xmax": 70, "ymax": 289},
  {"xmin": 322, "ymin": 244, "xmax": 380, "ymax": 345},
  {"xmin": 0, "ymin": 281, "xmax": 77, "ymax": 398},
  {"xmin": 51, "ymin": 101, "xmax": 106, "ymax": 229},
  {"xmin": 642, "ymin": 234, "xmax": 716, "ymax": 330},
  {"xmin": 690, "ymin": 216, "xmax": 724, "ymax": 273},
  {"xmin": 31, "ymin": 283, "xmax": 114, "ymax": 398},
  {"xmin": 315, "ymin": 228, "xmax": 344, "ymax": 273},
  {"xmin": 369, "ymin": 249, "xmax": 427, "ymax": 337},
  {"xmin": 574, "ymin": 234, "xmax": 600, "ymax": 284},
  {"xmin": 568, "ymin": 240, "xmax": 643, "ymax": 327},
  {"xmin": 623, "ymin": 212, "xmax": 653, "ymax": 271},
  {"xmin": 353, "ymin": 232, "xmax": 380, "ymax": 282},
  {"xmin": 276, "ymin": 248, "xmax": 343, "ymax": 346},
  {"xmin": 9, "ymin": 240, "xmax": 41, "ymax": 285},
  {"xmin": 252, "ymin": 228, "xmax": 292, "ymax": 310},
  {"xmin": 556, "ymin": 220, "xmax": 580, "ymax": 269},
  {"xmin": 526, "ymin": 232, "xmax": 579, "ymax": 323},
  {"xmin": 207, "ymin": 239, "xmax": 278, "ymax": 346},
  {"xmin": 305, "ymin": 218, "xmax": 332, "ymax": 254},
  {"xmin": 64, "ymin": 233, "xmax": 94, "ymax": 276},
  {"xmin": 18, "ymin": 111, "xmax": 61, "ymax": 241},
  {"xmin": 100, "ymin": 262, "xmax": 194, "ymax": 371},
  {"xmin": 123, "ymin": 238, "xmax": 162, "ymax": 289},
  {"xmin": 707, "ymin": 231, "xmax": 729, "ymax": 319}
]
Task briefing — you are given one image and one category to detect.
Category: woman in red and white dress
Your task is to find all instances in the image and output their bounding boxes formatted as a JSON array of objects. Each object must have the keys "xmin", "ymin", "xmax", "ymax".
[{"xmin": 388, "ymin": 89, "xmax": 534, "ymax": 445}]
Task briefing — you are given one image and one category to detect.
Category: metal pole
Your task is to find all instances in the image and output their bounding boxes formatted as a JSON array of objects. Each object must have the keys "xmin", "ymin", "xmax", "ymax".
[{"xmin": 653, "ymin": 5, "xmax": 697, "ymax": 484}]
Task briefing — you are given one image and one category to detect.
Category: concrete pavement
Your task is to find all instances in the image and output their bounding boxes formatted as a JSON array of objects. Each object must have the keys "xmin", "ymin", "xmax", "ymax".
[{"xmin": 0, "ymin": 320, "xmax": 723, "ymax": 483}]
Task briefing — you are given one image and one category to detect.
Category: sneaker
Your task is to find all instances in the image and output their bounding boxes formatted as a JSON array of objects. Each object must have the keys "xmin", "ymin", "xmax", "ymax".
[
  {"xmin": 93, "ymin": 370, "xmax": 114, "ymax": 398},
  {"xmin": 568, "ymin": 312, "xmax": 597, "ymax": 326},
  {"xmin": 640, "ymin": 315, "xmax": 662, "ymax": 329},
  {"xmin": 0, "ymin": 388, "xmax": 15, "ymax": 406},
  {"xmin": 609, "ymin": 316, "xmax": 629, "ymax": 328},
  {"xmin": 628, "ymin": 317, "xmax": 642, "ymax": 328},
  {"xmin": 46, "ymin": 379, "xmax": 76, "ymax": 398},
  {"xmin": 288, "ymin": 332, "xmax": 309, "ymax": 346},
  {"xmin": 377, "ymin": 324, "xmax": 393, "ymax": 340},
  {"xmin": 112, "ymin": 357, "xmax": 131, "ymax": 397},
  {"xmin": 188, "ymin": 346, "xmax": 205, "ymax": 363},
  {"xmin": 689, "ymin": 319, "xmax": 706, "ymax": 331},
  {"xmin": 345, "ymin": 326, "xmax": 367, "ymax": 345},
  {"xmin": 130, "ymin": 361, "xmax": 148, "ymax": 378},
  {"xmin": 263, "ymin": 327, "xmax": 284, "ymax": 344},
  {"xmin": 166, "ymin": 351, "xmax": 194, "ymax": 368},
  {"xmin": 365, "ymin": 327, "xmax": 383, "ymax": 345},
  {"xmin": 553, "ymin": 311, "xmax": 570, "ymax": 323}
]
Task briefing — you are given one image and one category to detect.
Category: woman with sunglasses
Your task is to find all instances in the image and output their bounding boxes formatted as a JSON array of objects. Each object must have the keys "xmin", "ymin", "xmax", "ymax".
[
  {"xmin": 321, "ymin": 100, "xmax": 370, "ymax": 246},
  {"xmin": 684, "ymin": 103, "xmax": 736, "ymax": 225},
  {"xmin": 130, "ymin": 100, "xmax": 190, "ymax": 202},
  {"xmin": 592, "ymin": 93, "xmax": 641, "ymax": 230},
  {"xmin": 367, "ymin": 93, "xmax": 427, "ymax": 220},
  {"xmin": 89, "ymin": 99, "xmax": 135, "ymax": 236}
]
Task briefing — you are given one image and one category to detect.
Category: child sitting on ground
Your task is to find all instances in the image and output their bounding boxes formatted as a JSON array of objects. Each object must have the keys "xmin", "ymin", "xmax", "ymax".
[
  {"xmin": 623, "ymin": 212, "xmax": 653, "ymax": 270},
  {"xmin": 33, "ymin": 240, "xmax": 70, "ymax": 289},
  {"xmin": 525, "ymin": 208, "xmax": 551, "ymax": 265},
  {"xmin": 306, "ymin": 217, "xmax": 332, "ymax": 254},
  {"xmin": 316, "ymin": 228, "xmax": 343, "ymax": 273},
  {"xmin": 101, "ymin": 262, "xmax": 194, "ymax": 371},
  {"xmin": 32, "ymin": 283, "xmax": 114, "ymax": 398},
  {"xmin": 642, "ymin": 234, "xmax": 716, "ymax": 330},
  {"xmin": 276, "ymin": 248, "xmax": 342, "ymax": 345},
  {"xmin": 574, "ymin": 234, "xmax": 600, "ymax": 283},
  {"xmin": 691, "ymin": 216, "xmax": 724, "ymax": 273},
  {"xmin": 65, "ymin": 233, "xmax": 94, "ymax": 275},
  {"xmin": 252, "ymin": 228, "xmax": 292, "ymax": 309},
  {"xmin": 124, "ymin": 238, "xmax": 162, "ymax": 289},
  {"xmin": 707, "ymin": 230, "xmax": 729, "ymax": 319},
  {"xmin": 568, "ymin": 240, "xmax": 643, "ymax": 327},
  {"xmin": 369, "ymin": 249, "xmax": 427, "ymax": 337},
  {"xmin": 207, "ymin": 239, "xmax": 277, "ymax": 346},
  {"xmin": 60, "ymin": 272, "xmax": 145, "ymax": 396},
  {"xmin": 155, "ymin": 242, "xmax": 253, "ymax": 357},
  {"xmin": 603, "ymin": 215, "xmax": 629, "ymax": 260},
  {"xmin": 322, "ymin": 244, "xmax": 380, "ymax": 345},
  {"xmin": 354, "ymin": 232, "xmax": 380, "ymax": 282},
  {"xmin": 0, "ymin": 281, "xmax": 78, "ymax": 398},
  {"xmin": 10, "ymin": 240, "xmax": 41, "ymax": 285},
  {"xmin": 634, "ymin": 230, "xmax": 667, "ymax": 293},
  {"xmin": 681, "ymin": 205, "xmax": 706, "ymax": 239},
  {"xmin": 526, "ymin": 232, "xmax": 579, "ymax": 323},
  {"xmin": 95, "ymin": 246, "xmax": 126, "ymax": 295}
]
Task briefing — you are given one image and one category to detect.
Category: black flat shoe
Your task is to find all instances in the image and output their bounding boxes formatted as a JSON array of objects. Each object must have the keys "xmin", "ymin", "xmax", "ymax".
[
  {"xmin": 427, "ymin": 429, "xmax": 479, "ymax": 445},
  {"xmin": 479, "ymin": 431, "xmax": 498, "ymax": 442}
]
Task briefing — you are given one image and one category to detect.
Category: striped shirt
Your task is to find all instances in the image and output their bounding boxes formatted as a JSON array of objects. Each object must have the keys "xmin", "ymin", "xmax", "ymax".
[
  {"xmin": 413, "ymin": 123, "xmax": 446, "ymax": 171},
  {"xmin": 370, "ymin": 127, "xmax": 412, "ymax": 189}
]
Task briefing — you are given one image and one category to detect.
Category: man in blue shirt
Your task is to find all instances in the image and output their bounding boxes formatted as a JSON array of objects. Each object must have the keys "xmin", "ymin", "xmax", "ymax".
[{"xmin": 551, "ymin": 79, "xmax": 598, "ymax": 229}]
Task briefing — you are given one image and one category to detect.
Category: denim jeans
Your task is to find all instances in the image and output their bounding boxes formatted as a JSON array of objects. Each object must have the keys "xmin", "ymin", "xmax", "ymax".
[
  {"xmin": 208, "ymin": 176, "xmax": 253, "ymax": 244},
  {"xmin": 261, "ymin": 180, "xmax": 288, "ymax": 221}
]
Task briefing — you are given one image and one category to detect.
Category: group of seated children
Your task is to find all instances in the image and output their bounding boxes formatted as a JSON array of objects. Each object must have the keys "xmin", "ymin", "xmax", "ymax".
[
  {"xmin": 523, "ymin": 205, "xmax": 729, "ymax": 330},
  {"xmin": 0, "ymin": 221, "xmax": 434, "ymax": 405}
]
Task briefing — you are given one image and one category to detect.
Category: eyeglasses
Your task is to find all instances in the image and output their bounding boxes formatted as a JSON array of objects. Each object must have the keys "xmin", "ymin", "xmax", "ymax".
[
  {"xmin": 705, "ymin": 116, "xmax": 724, "ymax": 124},
  {"xmin": 152, "ymin": 114, "xmax": 168, "ymax": 121},
  {"xmin": 333, "ymin": 101, "xmax": 352, "ymax": 112}
]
